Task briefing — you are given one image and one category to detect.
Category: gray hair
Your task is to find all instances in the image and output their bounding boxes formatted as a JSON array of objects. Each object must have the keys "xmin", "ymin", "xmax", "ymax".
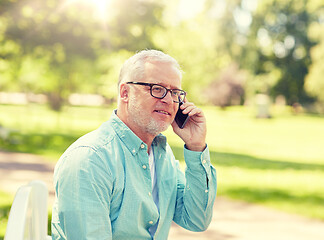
[{"xmin": 118, "ymin": 49, "xmax": 182, "ymax": 86}]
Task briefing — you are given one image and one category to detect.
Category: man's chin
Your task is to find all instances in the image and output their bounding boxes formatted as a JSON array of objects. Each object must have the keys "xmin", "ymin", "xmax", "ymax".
[
  {"xmin": 147, "ymin": 121, "xmax": 170, "ymax": 135},
  {"xmin": 159, "ymin": 124, "xmax": 170, "ymax": 133},
  {"xmin": 157, "ymin": 120, "xmax": 172, "ymax": 131}
]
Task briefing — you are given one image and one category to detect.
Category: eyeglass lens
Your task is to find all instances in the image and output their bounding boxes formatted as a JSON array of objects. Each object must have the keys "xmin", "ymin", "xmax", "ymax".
[{"xmin": 151, "ymin": 85, "xmax": 185, "ymax": 102}]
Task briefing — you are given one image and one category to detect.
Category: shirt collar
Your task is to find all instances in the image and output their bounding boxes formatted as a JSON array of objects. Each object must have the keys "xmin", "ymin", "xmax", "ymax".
[{"xmin": 109, "ymin": 110, "xmax": 167, "ymax": 155}]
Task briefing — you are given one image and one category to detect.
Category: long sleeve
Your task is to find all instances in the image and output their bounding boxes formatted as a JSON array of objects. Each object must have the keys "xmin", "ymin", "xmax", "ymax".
[
  {"xmin": 52, "ymin": 147, "xmax": 113, "ymax": 240},
  {"xmin": 173, "ymin": 145, "xmax": 217, "ymax": 231}
]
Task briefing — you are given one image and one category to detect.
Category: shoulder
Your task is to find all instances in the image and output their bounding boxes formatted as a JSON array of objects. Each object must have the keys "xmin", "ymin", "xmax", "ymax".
[{"xmin": 55, "ymin": 120, "xmax": 121, "ymax": 177}]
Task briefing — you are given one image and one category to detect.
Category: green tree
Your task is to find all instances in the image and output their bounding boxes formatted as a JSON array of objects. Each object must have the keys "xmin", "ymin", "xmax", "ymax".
[
  {"xmin": 304, "ymin": 1, "xmax": 324, "ymax": 105},
  {"xmin": 152, "ymin": 0, "xmax": 231, "ymax": 104},
  {"xmin": 1, "ymin": 0, "xmax": 164, "ymax": 110},
  {"xmin": 152, "ymin": 22, "xmax": 221, "ymax": 104},
  {"xmin": 204, "ymin": 0, "xmax": 323, "ymax": 106},
  {"xmin": 2, "ymin": 0, "xmax": 102, "ymax": 110},
  {"xmin": 244, "ymin": 0, "xmax": 319, "ymax": 105},
  {"xmin": 108, "ymin": 0, "xmax": 163, "ymax": 51}
]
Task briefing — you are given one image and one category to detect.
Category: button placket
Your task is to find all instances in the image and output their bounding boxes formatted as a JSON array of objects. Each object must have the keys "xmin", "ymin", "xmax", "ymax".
[{"xmin": 138, "ymin": 144, "xmax": 153, "ymax": 202}]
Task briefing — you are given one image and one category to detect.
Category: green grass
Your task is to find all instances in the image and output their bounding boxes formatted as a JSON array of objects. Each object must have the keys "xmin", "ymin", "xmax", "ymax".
[
  {"xmin": 0, "ymin": 191, "xmax": 13, "ymax": 240},
  {"xmin": 1, "ymin": 103, "xmax": 324, "ymax": 228},
  {"xmin": 0, "ymin": 104, "xmax": 110, "ymax": 160}
]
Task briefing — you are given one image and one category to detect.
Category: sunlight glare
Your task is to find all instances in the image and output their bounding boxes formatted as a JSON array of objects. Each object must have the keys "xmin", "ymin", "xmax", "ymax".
[
  {"xmin": 61, "ymin": 0, "xmax": 113, "ymax": 22},
  {"xmin": 91, "ymin": 0, "xmax": 112, "ymax": 21},
  {"xmin": 177, "ymin": 0, "xmax": 205, "ymax": 20}
]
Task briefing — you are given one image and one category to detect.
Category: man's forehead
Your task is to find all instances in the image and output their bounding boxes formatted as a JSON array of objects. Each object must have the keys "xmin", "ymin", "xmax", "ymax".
[{"xmin": 144, "ymin": 61, "xmax": 182, "ymax": 87}]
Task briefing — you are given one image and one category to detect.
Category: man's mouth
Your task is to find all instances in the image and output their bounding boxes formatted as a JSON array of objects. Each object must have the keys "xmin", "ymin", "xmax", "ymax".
[{"xmin": 154, "ymin": 110, "xmax": 171, "ymax": 115}]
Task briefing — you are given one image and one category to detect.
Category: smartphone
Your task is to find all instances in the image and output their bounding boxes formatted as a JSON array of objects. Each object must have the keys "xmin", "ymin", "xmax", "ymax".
[{"xmin": 175, "ymin": 102, "xmax": 190, "ymax": 129}]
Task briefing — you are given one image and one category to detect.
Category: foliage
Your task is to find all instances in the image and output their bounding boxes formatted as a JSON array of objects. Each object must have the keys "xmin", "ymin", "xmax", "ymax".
[
  {"xmin": 242, "ymin": 0, "xmax": 320, "ymax": 104},
  {"xmin": 151, "ymin": 19, "xmax": 221, "ymax": 104},
  {"xmin": 0, "ymin": 0, "xmax": 324, "ymax": 110},
  {"xmin": 305, "ymin": 6, "xmax": 324, "ymax": 103},
  {"xmin": 0, "ymin": 0, "xmax": 163, "ymax": 111},
  {"xmin": 96, "ymin": 49, "xmax": 133, "ymax": 101},
  {"xmin": 203, "ymin": 0, "xmax": 323, "ymax": 106}
]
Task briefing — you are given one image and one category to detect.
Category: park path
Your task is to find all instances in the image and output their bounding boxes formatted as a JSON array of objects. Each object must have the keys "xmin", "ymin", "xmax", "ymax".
[{"xmin": 1, "ymin": 150, "xmax": 324, "ymax": 240}]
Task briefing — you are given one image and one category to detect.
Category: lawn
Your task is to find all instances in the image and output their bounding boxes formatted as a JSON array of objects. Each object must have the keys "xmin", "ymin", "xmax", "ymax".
[
  {"xmin": 0, "ymin": 103, "xmax": 323, "ymax": 238},
  {"xmin": 0, "ymin": 191, "xmax": 13, "ymax": 239}
]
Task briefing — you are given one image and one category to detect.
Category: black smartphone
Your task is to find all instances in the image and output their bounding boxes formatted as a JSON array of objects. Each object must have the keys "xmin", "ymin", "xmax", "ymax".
[{"xmin": 175, "ymin": 102, "xmax": 190, "ymax": 129}]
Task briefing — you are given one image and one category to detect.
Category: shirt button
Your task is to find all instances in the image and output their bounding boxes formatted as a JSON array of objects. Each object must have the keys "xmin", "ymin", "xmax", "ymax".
[
  {"xmin": 149, "ymin": 221, "xmax": 154, "ymax": 225},
  {"xmin": 205, "ymin": 189, "xmax": 209, "ymax": 193},
  {"xmin": 148, "ymin": 192, "xmax": 151, "ymax": 196},
  {"xmin": 142, "ymin": 165, "xmax": 147, "ymax": 169},
  {"xmin": 202, "ymin": 160, "xmax": 207, "ymax": 164},
  {"xmin": 132, "ymin": 149, "xmax": 136, "ymax": 153},
  {"xmin": 140, "ymin": 144, "xmax": 145, "ymax": 149}
]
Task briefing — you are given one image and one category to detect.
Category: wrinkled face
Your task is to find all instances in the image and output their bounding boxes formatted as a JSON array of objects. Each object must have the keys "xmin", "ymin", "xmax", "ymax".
[{"xmin": 127, "ymin": 61, "xmax": 181, "ymax": 136}]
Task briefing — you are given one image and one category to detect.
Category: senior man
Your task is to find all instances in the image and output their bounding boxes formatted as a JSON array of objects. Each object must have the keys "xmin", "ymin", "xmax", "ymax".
[{"xmin": 52, "ymin": 49, "xmax": 217, "ymax": 239}]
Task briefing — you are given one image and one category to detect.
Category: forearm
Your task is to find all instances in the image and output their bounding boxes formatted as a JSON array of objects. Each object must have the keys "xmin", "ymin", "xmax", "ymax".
[{"xmin": 173, "ymin": 145, "xmax": 217, "ymax": 231}]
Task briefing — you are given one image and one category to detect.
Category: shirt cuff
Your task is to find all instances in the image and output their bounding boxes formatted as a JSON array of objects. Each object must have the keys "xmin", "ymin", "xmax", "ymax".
[{"xmin": 184, "ymin": 144, "xmax": 211, "ymax": 174}]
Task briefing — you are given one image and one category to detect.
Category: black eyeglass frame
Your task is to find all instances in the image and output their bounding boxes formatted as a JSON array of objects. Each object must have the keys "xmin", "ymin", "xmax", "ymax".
[{"xmin": 126, "ymin": 81, "xmax": 186, "ymax": 103}]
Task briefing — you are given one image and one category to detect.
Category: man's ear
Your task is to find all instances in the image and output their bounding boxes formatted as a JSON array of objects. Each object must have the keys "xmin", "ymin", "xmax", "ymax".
[{"xmin": 119, "ymin": 83, "xmax": 129, "ymax": 102}]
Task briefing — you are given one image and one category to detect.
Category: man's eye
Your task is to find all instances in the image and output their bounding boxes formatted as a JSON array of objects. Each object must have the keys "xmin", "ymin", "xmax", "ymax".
[{"xmin": 152, "ymin": 87, "xmax": 163, "ymax": 92}]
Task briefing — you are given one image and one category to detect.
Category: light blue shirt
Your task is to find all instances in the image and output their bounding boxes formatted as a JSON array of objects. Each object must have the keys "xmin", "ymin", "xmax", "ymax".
[{"xmin": 51, "ymin": 111, "xmax": 217, "ymax": 240}]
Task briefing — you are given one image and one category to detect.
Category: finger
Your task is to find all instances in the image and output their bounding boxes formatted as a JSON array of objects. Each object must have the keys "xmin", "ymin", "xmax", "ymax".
[
  {"xmin": 182, "ymin": 104, "xmax": 198, "ymax": 115},
  {"xmin": 180, "ymin": 102, "xmax": 194, "ymax": 110},
  {"xmin": 188, "ymin": 107, "xmax": 203, "ymax": 117}
]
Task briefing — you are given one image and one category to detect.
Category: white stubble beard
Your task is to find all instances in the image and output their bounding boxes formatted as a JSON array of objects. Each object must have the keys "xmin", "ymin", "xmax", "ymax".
[{"xmin": 128, "ymin": 94, "xmax": 170, "ymax": 136}]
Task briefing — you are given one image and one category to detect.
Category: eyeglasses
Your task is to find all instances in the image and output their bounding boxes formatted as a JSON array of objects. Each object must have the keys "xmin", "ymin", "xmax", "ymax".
[{"xmin": 126, "ymin": 82, "xmax": 186, "ymax": 103}]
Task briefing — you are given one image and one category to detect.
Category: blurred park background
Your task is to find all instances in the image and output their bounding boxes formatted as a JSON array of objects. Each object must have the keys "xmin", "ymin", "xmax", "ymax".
[{"xmin": 0, "ymin": 0, "xmax": 324, "ymax": 238}]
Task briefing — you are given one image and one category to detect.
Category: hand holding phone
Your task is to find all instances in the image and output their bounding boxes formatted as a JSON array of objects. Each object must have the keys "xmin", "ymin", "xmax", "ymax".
[
  {"xmin": 175, "ymin": 102, "xmax": 190, "ymax": 129},
  {"xmin": 173, "ymin": 101, "xmax": 207, "ymax": 152}
]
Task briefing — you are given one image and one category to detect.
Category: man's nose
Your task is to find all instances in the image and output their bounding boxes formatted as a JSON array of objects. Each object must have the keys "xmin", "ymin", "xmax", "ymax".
[{"xmin": 162, "ymin": 90, "xmax": 174, "ymax": 104}]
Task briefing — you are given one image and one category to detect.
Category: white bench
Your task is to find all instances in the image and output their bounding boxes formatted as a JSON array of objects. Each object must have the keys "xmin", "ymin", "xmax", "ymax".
[{"xmin": 4, "ymin": 180, "xmax": 51, "ymax": 240}]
